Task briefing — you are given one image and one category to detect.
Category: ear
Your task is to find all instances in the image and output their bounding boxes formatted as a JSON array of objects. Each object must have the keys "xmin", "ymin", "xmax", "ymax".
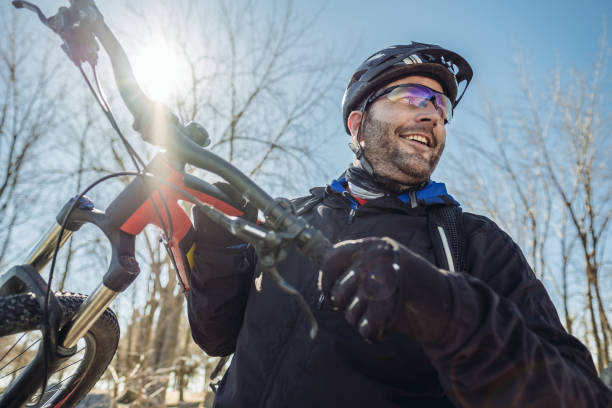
[{"xmin": 347, "ymin": 111, "xmax": 363, "ymax": 138}]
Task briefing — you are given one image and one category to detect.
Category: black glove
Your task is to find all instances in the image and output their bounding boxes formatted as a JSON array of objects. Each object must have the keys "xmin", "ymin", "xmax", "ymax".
[
  {"xmin": 193, "ymin": 182, "xmax": 258, "ymax": 248},
  {"xmin": 320, "ymin": 237, "xmax": 453, "ymax": 343}
]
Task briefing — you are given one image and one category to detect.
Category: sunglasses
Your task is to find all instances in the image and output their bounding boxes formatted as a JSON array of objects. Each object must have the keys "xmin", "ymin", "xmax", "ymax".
[{"xmin": 367, "ymin": 83, "xmax": 453, "ymax": 123}]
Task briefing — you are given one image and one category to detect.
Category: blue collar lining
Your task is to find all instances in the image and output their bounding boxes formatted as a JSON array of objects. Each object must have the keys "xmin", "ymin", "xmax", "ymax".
[{"xmin": 329, "ymin": 178, "xmax": 459, "ymax": 208}]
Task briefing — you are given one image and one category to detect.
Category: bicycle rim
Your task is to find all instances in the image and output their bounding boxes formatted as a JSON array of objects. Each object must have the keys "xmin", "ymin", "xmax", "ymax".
[{"xmin": 0, "ymin": 292, "xmax": 119, "ymax": 407}]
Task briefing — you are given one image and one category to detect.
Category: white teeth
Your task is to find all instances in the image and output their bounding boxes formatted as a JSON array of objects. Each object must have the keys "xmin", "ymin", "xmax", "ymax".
[{"xmin": 405, "ymin": 134, "xmax": 429, "ymax": 145}]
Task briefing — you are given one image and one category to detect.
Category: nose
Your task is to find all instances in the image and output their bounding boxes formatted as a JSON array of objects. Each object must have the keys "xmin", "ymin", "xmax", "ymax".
[{"xmin": 415, "ymin": 100, "xmax": 443, "ymax": 123}]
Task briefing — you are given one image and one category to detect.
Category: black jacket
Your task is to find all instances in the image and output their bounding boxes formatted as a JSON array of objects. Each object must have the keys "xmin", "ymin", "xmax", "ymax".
[{"xmin": 187, "ymin": 186, "xmax": 612, "ymax": 407}]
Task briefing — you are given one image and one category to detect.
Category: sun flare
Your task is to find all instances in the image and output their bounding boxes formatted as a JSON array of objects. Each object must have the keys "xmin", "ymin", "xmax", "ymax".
[{"xmin": 131, "ymin": 42, "xmax": 188, "ymax": 102}]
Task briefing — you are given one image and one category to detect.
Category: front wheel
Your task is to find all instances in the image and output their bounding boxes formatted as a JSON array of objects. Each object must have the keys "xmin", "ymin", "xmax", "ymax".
[{"xmin": 0, "ymin": 292, "xmax": 119, "ymax": 407}]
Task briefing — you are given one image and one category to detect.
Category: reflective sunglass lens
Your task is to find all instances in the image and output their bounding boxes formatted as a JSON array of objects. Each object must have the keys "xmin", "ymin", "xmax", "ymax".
[{"xmin": 384, "ymin": 85, "xmax": 452, "ymax": 123}]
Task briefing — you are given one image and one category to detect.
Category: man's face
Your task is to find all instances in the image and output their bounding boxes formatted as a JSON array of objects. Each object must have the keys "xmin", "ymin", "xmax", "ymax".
[{"xmin": 349, "ymin": 76, "xmax": 447, "ymax": 184}]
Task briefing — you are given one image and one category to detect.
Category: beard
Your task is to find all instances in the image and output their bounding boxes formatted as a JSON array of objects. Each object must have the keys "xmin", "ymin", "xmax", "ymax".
[{"xmin": 360, "ymin": 114, "xmax": 445, "ymax": 186}]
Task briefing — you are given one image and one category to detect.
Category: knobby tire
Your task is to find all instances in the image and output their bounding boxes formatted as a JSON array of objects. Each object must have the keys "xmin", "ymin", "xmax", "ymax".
[{"xmin": 0, "ymin": 292, "xmax": 119, "ymax": 407}]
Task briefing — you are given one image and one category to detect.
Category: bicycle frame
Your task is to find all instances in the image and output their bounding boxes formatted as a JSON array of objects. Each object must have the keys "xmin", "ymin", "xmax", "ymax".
[
  {"xmin": 0, "ymin": 151, "xmax": 244, "ymax": 406},
  {"xmin": 27, "ymin": 151, "xmax": 245, "ymax": 348}
]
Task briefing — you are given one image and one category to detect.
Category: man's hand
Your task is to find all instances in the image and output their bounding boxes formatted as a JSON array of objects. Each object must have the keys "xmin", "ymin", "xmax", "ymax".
[{"xmin": 320, "ymin": 237, "xmax": 453, "ymax": 343}]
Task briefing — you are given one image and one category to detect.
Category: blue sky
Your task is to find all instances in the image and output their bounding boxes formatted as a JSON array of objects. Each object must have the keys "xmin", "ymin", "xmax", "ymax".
[
  {"xmin": 4, "ymin": 0, "xmax": 610, "ymax": 200},
  {"xmin": 288, "ymin": 0, "xmax": 612, "ymax": 181},
  {"xmin": 303, "ymin": 0, "xmax": 609, "ymax": 94},
  {"xmin": 2, "ymin": 0, "xmax": 608, "ymax": 202},
  {"xmin": 12, "ymin": 0, "xmax": 609, "ymax": 183}
]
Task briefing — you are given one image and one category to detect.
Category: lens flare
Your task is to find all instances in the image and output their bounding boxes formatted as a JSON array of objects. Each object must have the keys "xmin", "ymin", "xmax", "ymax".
[{"xmin": 131, "ymin": 42, "xmax": 187, "ymax": 102}]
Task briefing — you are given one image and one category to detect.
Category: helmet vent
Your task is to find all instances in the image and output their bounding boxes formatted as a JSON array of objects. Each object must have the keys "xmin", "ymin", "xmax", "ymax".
[
  {"xmin": 341, "ymin": 42, "xmax": 473, "ymax": 134},
  {"xmin": 402, "ymin": 55, "xmax": 424, "ymax": 65},
  {"xmin": 366, "ymin": 52, "xmax": 385, "ymax": 62},
  {"xmin": 348, "ymin": 69, "xmax": 368, "ymax": 87}
]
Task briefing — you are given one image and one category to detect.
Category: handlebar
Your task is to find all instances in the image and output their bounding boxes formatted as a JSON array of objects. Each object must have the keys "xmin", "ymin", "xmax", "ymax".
[
  {"xmin": 13, "ymin": 0, "xmax": 333, "ymax": 339},
  {"xmin": 88, "ymin": 11, "xmax": 332, "ymax": 265}
]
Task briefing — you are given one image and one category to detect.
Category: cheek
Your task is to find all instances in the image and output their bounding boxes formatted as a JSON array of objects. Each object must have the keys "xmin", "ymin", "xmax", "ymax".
[
  {"xmin": 430, "ymin": 123, "xmax": 446, "ymax": 146},
  {"xmin": 369, "ymin": 104, "xmax": 403, "ymax": 125},
  {"xmin": 436, "ymin": 129, "xmax": 446, "ymax": 147}
]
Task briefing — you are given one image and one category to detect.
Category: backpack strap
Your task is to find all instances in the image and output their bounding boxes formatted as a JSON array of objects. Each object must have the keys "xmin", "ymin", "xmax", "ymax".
[
  {"xmin": 289, "ymin": 188, "xmax": 467, "ymax": 272},
  {"xmin": 428, "ymin": 205, "xmax": 466, "ymax": 272}
]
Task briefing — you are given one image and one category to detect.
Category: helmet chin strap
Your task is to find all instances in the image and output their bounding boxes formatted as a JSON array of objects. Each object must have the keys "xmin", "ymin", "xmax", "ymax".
[
  {"xmin": 348, "ymin": 140, "xmax": 377, "ymax": 176},
  {"xmin": 348, "ymin": 106, "xmax": 429, "ymax": 194},
  {"xmin": 348, "ymin": 104, "xmax": 377, "ymax": 176}
]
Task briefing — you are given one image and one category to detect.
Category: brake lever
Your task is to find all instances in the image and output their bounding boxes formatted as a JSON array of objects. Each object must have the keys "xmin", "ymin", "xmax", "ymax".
[
  {"xmin": 193, "ymin": 199, "xmax": 319, "ymax": 339},
  {"xmin": 15, "ymin": 0, "xmax": 212, "ymax": 151},
  {"xmin": 12, "ymin": 0, "xmax": 101, "ymax": 67},
  {"xmin": 12, "ymin": 1, "xmax": 50, "ymax": 27}
]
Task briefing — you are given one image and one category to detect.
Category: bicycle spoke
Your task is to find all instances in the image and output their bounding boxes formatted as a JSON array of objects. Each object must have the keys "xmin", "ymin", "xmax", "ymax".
[
  {"xmin": 28, "ymin": 373, "xmax": 78, "ymax": 403},
  {"xmin": 18, "ymin": 351, "xmax": 85, "ymax": 406},
  {"xmin": 56, "ymin": 353, "xmax": 85, "ymax": 374},
  {"xmin": 22, "ymin": 344, "xmax": 86, "ymax": 405},
  {"xmin": 1, "ymin": 345, "xmax": 84, "ymax": 387},
  {"xmin": 0, "ymin": 332, "xmax": 28, "ymax": 363},
  {"xmin": 0, "ymin": 293, "xmax": 118, "ymax": 407},
  {"xmin": 0, "ymin": 335, "xmax": 41, "ymax": 373}
]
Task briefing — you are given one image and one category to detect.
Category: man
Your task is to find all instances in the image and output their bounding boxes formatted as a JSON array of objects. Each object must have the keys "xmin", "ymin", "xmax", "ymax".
[{"xmin": 186, "ymin": 42, "xmax": 612, "ymax": 407}]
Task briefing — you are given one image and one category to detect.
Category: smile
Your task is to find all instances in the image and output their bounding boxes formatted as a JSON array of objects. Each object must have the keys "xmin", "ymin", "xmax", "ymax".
[{"xmin": 400, "ymin": 133, "xmax": 430, "ymax": 147}]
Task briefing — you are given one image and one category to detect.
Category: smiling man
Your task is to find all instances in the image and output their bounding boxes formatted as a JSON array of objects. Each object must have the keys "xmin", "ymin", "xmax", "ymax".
[
  {"xmin": 187, "ymin": 42, "xmax": 612, "ymax": 407},
  {"xmin": 347, "ymin": 75, "xmax": 448, "ymax": 187}
]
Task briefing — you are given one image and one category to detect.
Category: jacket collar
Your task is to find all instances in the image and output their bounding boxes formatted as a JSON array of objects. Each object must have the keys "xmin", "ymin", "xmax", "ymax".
[{"xmin": 328, "ymin": 177, "xmax": 459, "ymax": 210}]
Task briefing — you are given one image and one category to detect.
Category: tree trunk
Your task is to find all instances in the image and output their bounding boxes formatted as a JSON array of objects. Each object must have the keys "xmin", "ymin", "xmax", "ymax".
[{"xmin": 586, "ymin": 279, "xmax": 603, "ymax": 371}]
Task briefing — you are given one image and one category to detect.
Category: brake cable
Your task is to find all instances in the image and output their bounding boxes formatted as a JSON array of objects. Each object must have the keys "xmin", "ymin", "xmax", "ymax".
[
  {"xmin": 12, "ymin": 1, "xmax": 178, "ymax": 401},
  {"xmin": 14, "ymin": 2, "xmax": 325, "ymax": 400}
]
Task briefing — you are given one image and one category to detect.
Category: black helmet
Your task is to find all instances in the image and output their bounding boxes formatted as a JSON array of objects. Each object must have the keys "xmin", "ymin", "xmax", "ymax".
[{"xmin": 341, "ymin": 42, "xmax": 473, "ymax": 133}]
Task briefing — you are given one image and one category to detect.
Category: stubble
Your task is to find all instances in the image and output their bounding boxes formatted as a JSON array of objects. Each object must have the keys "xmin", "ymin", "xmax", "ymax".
[{"xmin": 360, "ymin": 115, "xmax": 445, "ymax": 184}]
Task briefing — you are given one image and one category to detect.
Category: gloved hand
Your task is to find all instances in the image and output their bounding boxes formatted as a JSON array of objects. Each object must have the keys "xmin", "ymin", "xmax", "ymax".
[
  {"xmin": 193, "ymin": 182, "xmax": 258, "ymax": 248},
  {"xmin": 320, "ymin": 237, "xmax": 453, "ymax": 343}
]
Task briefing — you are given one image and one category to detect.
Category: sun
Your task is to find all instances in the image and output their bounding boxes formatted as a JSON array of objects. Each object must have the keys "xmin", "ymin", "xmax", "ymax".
[{"xmin": 131, "ymin": 41, "xmax": 188, "ymax": 102}]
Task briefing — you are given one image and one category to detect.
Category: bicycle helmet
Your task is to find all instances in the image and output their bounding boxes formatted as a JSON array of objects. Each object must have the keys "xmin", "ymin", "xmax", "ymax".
[{"xmin": 341, "ymin": 42, "xmax": 473, "ymax": 133}]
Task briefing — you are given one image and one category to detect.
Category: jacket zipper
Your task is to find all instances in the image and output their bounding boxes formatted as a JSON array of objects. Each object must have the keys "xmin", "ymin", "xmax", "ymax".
[
  {"xmin": 409, "ymin": 190, "xmax": 418, "ymax": 208},
  {"xmin": 340, "ymin": 191, "xmax": 358, "ymax": 224},
  {"xmin": 437, "ymin": 226, "xmax": 455, "ymax": 272}
]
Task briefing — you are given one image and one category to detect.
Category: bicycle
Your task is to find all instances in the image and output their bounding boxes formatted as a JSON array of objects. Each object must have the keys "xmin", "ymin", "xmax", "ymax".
[{"xmin": 0, "ymin": 1, "xmax": 331, "ymax": 406}]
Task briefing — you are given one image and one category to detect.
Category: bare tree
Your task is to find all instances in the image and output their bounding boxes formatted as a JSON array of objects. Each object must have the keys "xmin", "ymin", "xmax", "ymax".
[
  {"xmin": 0, "ymin": 0, "xmax": 345, "ymax": 401},
  {"xmin": 120, "ymin": 0, "xmax": 344, "ymax": 194},
  {"xmin": 449, "ymin": 32, "xmax": 612, "ymax": 371},
  {"xmin": 0, "ymin": 9, "xmax": 66, "ymax": 267},
  {"xmin": 528, "ymin": 38, "xmax": 612, "ymax": 370},
  {"xmin": 52, "ymin": 0, "xmax": 347, "ymax": 403}
]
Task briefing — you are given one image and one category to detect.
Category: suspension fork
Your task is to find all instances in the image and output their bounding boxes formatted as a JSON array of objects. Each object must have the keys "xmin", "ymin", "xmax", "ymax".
[{"xmin": 15, "ymin": 193, "xmax": 135, "ymax": 352}]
